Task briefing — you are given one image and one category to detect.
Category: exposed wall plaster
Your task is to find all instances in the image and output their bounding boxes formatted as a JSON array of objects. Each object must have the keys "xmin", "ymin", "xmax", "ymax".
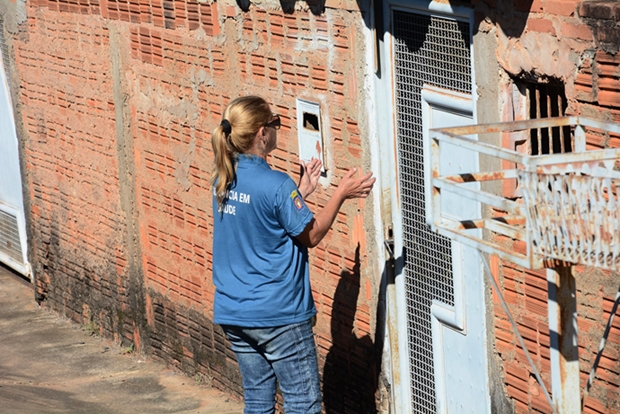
[{"xmin": 0, "ymin": 0, "xmax": 26, "ymax": 34}]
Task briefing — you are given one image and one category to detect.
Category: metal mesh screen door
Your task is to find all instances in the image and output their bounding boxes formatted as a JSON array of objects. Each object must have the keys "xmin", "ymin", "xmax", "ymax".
[{"xmin": 392, "ymin": 10, "xmax": 472, "ymax": 412}]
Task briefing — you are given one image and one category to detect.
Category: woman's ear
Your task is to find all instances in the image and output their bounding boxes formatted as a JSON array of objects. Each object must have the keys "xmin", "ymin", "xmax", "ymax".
[{"xmin": 253, "ymin": 127, "xmax": 264, "ymax": 144}]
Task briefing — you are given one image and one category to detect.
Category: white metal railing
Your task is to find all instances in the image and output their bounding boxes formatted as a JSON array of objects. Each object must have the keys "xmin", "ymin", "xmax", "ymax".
[
  {"xmin": 428, "ymin": 116, "xmax": 620, "ymax": 271},
  {"xmin": 427, "ymin": 116, "xmax": 620, "ymax": 414}
]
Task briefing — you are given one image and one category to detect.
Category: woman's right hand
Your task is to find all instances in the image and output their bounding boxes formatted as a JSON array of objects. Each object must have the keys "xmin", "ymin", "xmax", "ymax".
[
  {"xmin": 297, "ymin": 167, "xmax": 376, "ymax": 248},
  {"xmin": 337, "ymin": 168, "xmax": 376, "ymax": 199}
]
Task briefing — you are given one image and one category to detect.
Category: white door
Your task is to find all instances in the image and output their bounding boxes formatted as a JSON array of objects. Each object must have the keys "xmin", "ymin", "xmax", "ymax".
[
  {"xmin": 0, "ymin": 53, "xmax": 30, "ymax": 278},
  {"xmin": 422, "ymin": 87, "xmax": 490, "ymax": 413},
  {"xmin": 376, "ymin": 4, "xmax": 490, "ymax": 413}
]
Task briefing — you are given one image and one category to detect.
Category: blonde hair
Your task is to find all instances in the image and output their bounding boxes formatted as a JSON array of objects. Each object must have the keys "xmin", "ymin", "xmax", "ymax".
[{"xmin": 211, "ymin": 96, "xmax": 272, "ymax": 207}]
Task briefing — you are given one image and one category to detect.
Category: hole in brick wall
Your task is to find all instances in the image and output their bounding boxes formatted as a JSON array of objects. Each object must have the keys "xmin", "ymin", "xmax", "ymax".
[
  {"xmin": 517, "ymin": 79, "xmax": 572, "ymax": 155},
  {"xmin": 302, "ymin": 112, "xmax": 319, "ymax": 131}
]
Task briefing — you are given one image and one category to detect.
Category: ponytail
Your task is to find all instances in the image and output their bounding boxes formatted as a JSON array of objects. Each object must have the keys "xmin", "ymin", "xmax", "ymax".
[
  {"xmin": 211, "ymin": 124, "xmax": 236, "ymax": 208},
  {"xmin": 211, "ymin": 96, "xmax": 272, "ymax": 208}
]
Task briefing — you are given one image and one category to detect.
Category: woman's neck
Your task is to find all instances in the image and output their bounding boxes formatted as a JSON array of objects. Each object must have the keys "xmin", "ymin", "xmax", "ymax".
[
  {"xmin": 243, "ymin": 143, "xmax": 268, "ymax": 160},
  {"xmin": 239, "ymin": 152, "xmax": 267, "ymax": 162}
]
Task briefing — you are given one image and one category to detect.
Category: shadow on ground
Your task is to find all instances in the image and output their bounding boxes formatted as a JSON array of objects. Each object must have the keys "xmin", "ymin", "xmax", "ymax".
[{"xmin": 0, "ymin": 264, "xmax": 243, "ymax": 414}]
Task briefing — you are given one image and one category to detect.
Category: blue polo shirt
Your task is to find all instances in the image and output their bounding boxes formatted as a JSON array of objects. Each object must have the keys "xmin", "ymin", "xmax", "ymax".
[{"xmin": 212, "ymin": 155, "xmax": 316, "ymax": 327}]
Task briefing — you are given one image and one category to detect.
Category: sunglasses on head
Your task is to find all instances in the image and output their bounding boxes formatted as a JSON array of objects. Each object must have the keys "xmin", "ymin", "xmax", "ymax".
[{"xmin": 265, "ymin": 114, "xmax": 281, "ymax": 130}]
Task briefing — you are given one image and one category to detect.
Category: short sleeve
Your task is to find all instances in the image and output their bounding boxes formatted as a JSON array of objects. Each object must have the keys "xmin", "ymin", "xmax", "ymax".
[{"xmin": 274, "ymin": 178, "xmax": 314, "ymax": 237}]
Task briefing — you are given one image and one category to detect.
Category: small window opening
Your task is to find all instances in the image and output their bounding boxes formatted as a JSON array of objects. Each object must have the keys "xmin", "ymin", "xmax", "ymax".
[
  {"xmin": 303, "ymin": 112, "xmax": 320, "ymax": 131},
  {"xmin": 523, "ymin": 81, "xmax": 572, "ymax": 155}
]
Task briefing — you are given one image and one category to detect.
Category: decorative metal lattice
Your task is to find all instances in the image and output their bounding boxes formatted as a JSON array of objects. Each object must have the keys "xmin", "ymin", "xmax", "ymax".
[
  {"xmin": 521, "ymin": 167, "xmax": 620, "ymax": 269},
  {"xmin": 392, "ymin": 10, "xmax": 471, "ymax": 413}
]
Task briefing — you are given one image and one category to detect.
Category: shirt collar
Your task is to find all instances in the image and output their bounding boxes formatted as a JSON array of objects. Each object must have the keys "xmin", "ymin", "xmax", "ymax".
[{"xmin": 237, "ymin": 154, "xmax": 269, "ymax": 168}]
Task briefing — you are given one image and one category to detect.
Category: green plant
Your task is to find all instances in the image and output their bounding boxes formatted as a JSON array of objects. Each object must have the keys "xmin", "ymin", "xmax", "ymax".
[
  {"xmin": 121, "ymin": 343, "xmax": 135, "ymax": 354},
  {"xmin": 194, "ymin": 372, "xmax": 213, "ymax": 387},
  {"xmin": 81, "ymin": 320, "xmax": 98, "ymax": 337}
]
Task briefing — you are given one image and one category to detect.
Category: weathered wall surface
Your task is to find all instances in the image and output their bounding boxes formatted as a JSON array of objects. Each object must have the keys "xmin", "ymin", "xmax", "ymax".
[
  {"xmin": 11, "ymin": 0, "xmax": 620, "ymax": 410},
  {"xmin": 475, "ymin": 0, "xmax": 620, "ymax": 412},
  {"xmin": 6, "ymin": 0, "xmax": 384, "ymax": 410},
  {"xmin": 12, "ymin": 9, "xmax": 144, "ymax": 342}
]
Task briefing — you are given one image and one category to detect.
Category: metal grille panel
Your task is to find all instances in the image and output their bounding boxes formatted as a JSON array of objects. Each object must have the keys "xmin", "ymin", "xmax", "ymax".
[
  {"xmin": 522, "ymin": 82, "xmax": 571, "ymax": 155},
  {"xmin": 0, "ymin": 209, "xmax": 23, "ymax": 263},
  {"xmin": 392, "ymin": 10, "xmax": 472, "ymax": 413}
]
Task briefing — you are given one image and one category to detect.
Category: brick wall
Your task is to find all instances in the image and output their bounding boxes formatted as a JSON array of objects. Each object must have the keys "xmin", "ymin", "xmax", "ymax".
[
  {"xmin": 482, "ymin": 0, "xmax": 620, "ymax": 412},
  {"xmin": 10, "ymin": 0, "xmax": 382, "ymax": 410},
  {"xmin": 15, "ymin": 10, "xmax": 138, "ymax": 341},
  {"xmin": 569, "ymin": 5, "xmax": 620, "ymax": 410}
]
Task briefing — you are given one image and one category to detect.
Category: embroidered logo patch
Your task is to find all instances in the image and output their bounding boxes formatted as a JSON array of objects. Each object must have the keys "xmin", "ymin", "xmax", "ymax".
[{"xmin": 291, "ymin": 190, "xmax": 303, "ymax": 211}]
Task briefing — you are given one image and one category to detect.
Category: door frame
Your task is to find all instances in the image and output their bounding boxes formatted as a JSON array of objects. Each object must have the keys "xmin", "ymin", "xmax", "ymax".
[
  {"xmin": 0, "ymin": 50, "xmax": 31, "ymax": 279},
  {"xmin": 374, "ymin": 2, "xmax": 480, "ymax": 412}
]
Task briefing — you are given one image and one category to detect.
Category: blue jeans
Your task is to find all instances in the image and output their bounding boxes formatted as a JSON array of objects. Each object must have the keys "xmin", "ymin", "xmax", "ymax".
[{"xmin": 221, "ymin": 319, "xmax": 322, "ymax": 414}]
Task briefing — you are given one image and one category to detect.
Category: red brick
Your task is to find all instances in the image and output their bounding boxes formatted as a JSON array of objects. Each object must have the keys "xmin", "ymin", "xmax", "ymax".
[
  {"xmin": 561, "ymin": 22, "xmax": 594, "ymax": 41},
  {"xmin": 525, "ymin": 296, "xmax": 548, "ymax": 317},
  {"xmin": 545, "ymin": 0, "xmax": 579, "ymax": 16},
  {"xmin": 575, "ymin": 74, "xmax": 595, "ymax": 102},
  {"xmin": 515, "ymin": 399, "xmax": 529, "ymax": 414},
  {"xmin": 598, "ymin": 26, "xmax": 620, "ymax": 45},
  {"xmin": 210, "ymin": 3, "xmax": 220, "ymax": 35},
  {"xmin": 599, "ymin": 90, "xmax": 620, "ymax": 108},
  {"xmin": 598, "ymin": 65, "xmax": 620, "ymax": 80},
  {"xmin": 524, "ymin": 283, "xmax": 548, "ymax": 303},
  {"xmin": 599, "ymin": 76, "xmax": 620, "ymax": 91},
  {"xmin": 507, "ymin": 383, "xmax": 530, "ymax": 407},
  {"xmin": 579, "ymin": 1, "xmax": 618, "ymax": 20},
  {"xmin": 517, "ymin": 321, "xmax": 538, "ymax": 344},
  {"xmin": 596, "ymin": 51, "xmax": 620, "ymax": 65},
  {"xmin": 527, "ymin": 18, "xmax": 556, "ymax": 35},
  {"xmin": 583, "ymin": 396, "xmax": 608, "ymax": 414},
  {"xmin": 506, "ymin": 363, "xmax": 530, "ymax": 385}
]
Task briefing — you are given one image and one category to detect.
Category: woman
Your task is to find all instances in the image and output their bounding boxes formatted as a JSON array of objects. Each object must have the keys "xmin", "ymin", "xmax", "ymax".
[{"xmin": 211, "ymin": 96, "xmax": 375, "ymax": 414}]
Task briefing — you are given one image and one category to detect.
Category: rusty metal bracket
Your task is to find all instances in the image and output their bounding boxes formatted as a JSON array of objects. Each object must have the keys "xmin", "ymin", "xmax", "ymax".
[{"xmin": 480, "ymin": 252, "xmax": 556, "ymax": 413}]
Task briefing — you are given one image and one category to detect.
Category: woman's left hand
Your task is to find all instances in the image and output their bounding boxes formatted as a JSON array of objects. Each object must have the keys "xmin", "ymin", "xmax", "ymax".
[{"xmin": 298, "ymin": 158, "xmax": 322, "ymax": 199}]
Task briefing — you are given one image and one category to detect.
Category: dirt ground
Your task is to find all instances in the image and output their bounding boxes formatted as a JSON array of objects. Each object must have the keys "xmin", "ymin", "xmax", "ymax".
[{"xmin": 0, "ymin": 264, "xmax": 244, "ymax": 414}]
